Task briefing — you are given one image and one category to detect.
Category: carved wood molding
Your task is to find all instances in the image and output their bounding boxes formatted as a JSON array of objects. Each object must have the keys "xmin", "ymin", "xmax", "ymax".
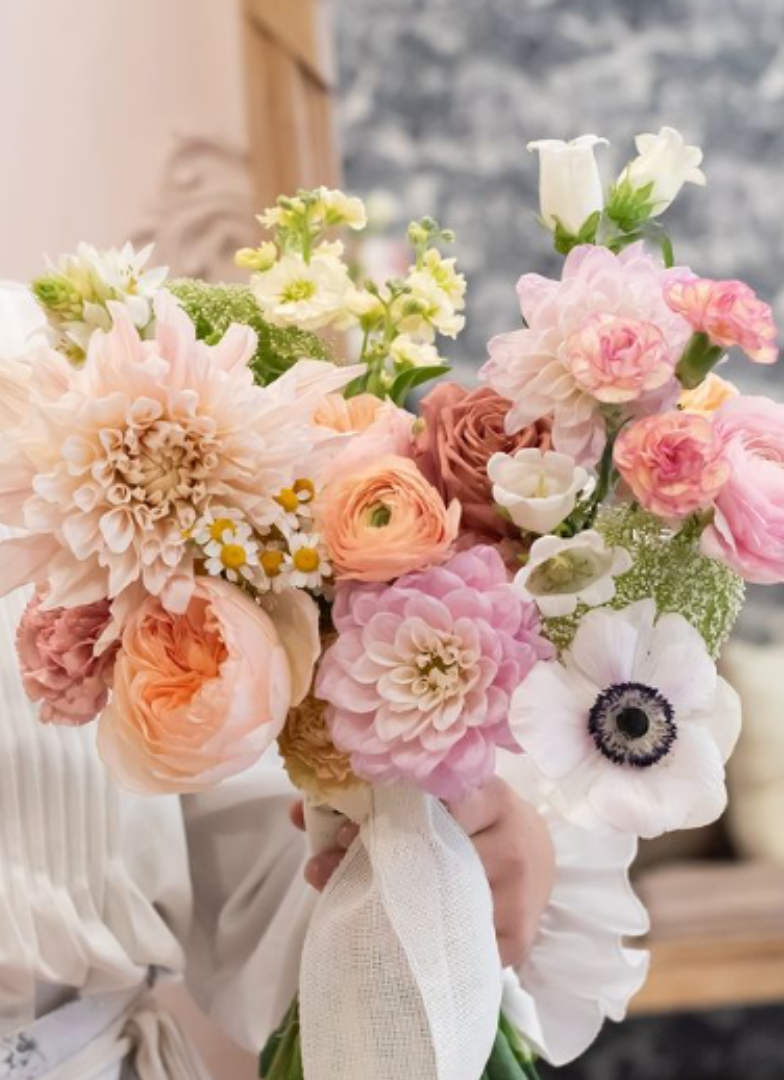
[{"xmin": 133, "ymin": 134, "xmax": 254, "ymax": 284}]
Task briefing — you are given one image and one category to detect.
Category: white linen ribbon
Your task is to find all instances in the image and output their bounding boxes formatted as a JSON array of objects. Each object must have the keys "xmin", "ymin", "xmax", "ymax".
[{"xmin": 299, "ymin": 784, "xmax": 502, "ymax": 1080}]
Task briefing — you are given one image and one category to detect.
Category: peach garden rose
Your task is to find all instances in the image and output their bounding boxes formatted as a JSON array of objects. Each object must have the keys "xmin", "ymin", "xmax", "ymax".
[
  {"xmin": 97, "ymin": 576, "xmax": 293, "ymax": 794},
  {"xmin": 319, "ymin": 454, "xmax": 460, "ymax": 582}
]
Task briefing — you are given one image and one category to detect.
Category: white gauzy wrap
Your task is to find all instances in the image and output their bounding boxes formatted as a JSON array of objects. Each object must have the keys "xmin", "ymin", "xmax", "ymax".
[{"xmin": 300, "ymin": 785, "xmax": 502, "ymax": 1080}]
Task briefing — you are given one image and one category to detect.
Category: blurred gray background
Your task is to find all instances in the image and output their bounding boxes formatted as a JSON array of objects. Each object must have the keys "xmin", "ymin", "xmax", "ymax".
[{"xmin": 336, "ymin": 0, "xmax": 784, "ymax": 400}]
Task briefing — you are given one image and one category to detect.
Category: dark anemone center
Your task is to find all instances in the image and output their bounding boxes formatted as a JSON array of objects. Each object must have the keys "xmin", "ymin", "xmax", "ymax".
[{"xmin": 588, "ymin": 681, "xmax": 676, "ymax": 768}]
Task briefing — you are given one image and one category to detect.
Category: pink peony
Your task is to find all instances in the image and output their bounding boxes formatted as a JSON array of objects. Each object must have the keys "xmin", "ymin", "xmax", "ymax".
[
  {"xmin": 97, "ymin": 576, "xmax": 294, "ymax": 794},
  {"xmin": 701, "ymin": 396, "xmax": 784, "ymax": 584},
  {"xmin": 614, "ymin": 412, "xmax": 730, "ymax": 520},
  {"xmin": 316, "ymin": 545, "xmax": 555, "ymax": 801},
  {"xmin": 16, "ymin": 591, "xmax": 117, "ymax": 725},
  {"xmin": 665, "ymin": 277, "xmax": 779, "ymax": 365},
  {"xmin": 481, "ymin": 244, "xmax": 691, "ymax": 466},
  {"xmin": 0, "ymin": 294, "xmax": 357, "ymax": 614},
  {"xmin": 413, "ymin": 382, "xmax": 553, "ymax": 540}
]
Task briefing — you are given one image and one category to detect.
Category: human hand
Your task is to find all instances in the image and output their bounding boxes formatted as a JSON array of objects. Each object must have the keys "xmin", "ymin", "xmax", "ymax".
[{"xmin": 290, "ymin": 777, "xmax": 555, "ymax": 969}]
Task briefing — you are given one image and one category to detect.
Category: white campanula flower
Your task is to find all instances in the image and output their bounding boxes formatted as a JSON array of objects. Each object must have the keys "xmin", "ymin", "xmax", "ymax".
[
  {"xmin": 514, "ymin": 530, "xmax": 633, "ymax": 617},
  {"xmin": 527, "ymin": 136, "xmax": 608, "ymax": 236},
  {"xmin": 618, "ymin": 127, "xmax": 706, "ymax": 217},
  {"xmin": 285, "ymin": 531, "xmax": 332, "ymax": 591},
  {"xmin": 251, "ymin": 243, "xmax": 354, "ymax": 331},
  {"xmin": 509, "ymin": 600, "xmax": 742, "ymax": 839},
  {"xmin": 487, "ymin": 449, "xmax": 589, "ymax": 535}
]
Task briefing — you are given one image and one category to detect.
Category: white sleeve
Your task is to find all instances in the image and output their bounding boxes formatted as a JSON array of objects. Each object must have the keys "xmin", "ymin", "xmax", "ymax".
[
  {"xmin": 181, "ymin": 751, "xmax": 315, "ymax": 1053},
  {"xmin": 497, "ymin": 752, "xmax": 650, "ymax": 1067}
]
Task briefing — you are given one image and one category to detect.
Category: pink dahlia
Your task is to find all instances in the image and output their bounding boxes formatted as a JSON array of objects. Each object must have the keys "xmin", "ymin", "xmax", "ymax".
[
  {"xmin": 665, "ymin": 277, "xmax": 779, "ymax": 365},
  {"xmin": 17, "ymin": 590, "xmax": 117, "ymax": 725},
  {"xmin": 481, "ymin": 244, "xmax": 692, "ymax": 466},
  {"xmin": 315, "ymin": 545, "xmax": 555, "ymax": 801},
  {"xmin": 0, "ymin": 293, "xmax": 356, "ymax": 613}
]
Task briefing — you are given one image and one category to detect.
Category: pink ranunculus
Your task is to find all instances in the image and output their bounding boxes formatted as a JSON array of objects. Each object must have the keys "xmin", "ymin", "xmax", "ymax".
[
  {"xmin": 413, "ymin": 382, "xmax": 552, "ymax": 540},
  {"xmin": 16, "ymin": 591, "xmax": 117, "ymax": 725},
  {"xmin": 565, "ymin": 313, "xmax": 674, "ymax": 404},
  {"xmin": 614, "ymin": 411, "xmax": 731, "ymax": 520},
  {"xmin": 97, "ymin": 576, "xmax": 293, "ymax": 794},
  {"xmin": 316, "ymin": 545, "xmax": 555, "ymax": 801},
  {"xmin": 665, "ymin": 277, "xmax": 779, "ymax": 365},
  {"xmin": 480, "ymin": 243, "xmax": 692, "ymax": 466},
  {"xmin": 701, "ymin": 396, "xmax": 784, "ymax": 584}
]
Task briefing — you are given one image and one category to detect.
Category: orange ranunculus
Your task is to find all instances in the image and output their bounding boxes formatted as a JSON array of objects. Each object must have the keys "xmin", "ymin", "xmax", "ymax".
[
  {"xmin": 97, "ymin": 577, "xmax": 292, "ymax": 794},
  {"xmin": 319, "ymin": 454, "xmax": 460, "ymax": 582}
]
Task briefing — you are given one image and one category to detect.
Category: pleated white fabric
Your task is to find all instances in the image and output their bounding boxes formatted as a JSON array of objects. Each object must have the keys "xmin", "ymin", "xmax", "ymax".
[{"xmin": 0, "ymin": 555, "xmax": 312, "ymax": 1052}]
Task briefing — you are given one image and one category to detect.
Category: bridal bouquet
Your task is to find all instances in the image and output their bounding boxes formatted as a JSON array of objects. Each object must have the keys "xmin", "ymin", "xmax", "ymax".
[{"xmin": 0, "ymin": 128, "xmax": 781, "ymax": 1080}]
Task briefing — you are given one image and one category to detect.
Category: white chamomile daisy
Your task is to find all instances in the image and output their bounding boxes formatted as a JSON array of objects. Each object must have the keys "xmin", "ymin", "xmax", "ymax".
[
  {"xmin": 509, "ymin": 599, "xmax": 742, "ymax": 839},
  {"xmin": 274, "ymin": 478, "xmax": 317, "ymax": 528},
  {"xmin": 285, "ymin": 532, "xmax": 332, "ymax": 591},
  {"xmin": 257, "ymin": 544, "xmax": 290, "ymax": 594},
  {"xmin": 202, "ymin": 518, "xmax": 260, "ymax": 584}
]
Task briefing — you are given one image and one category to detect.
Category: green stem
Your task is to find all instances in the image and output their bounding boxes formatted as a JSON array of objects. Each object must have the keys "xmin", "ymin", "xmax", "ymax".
[{"xmin": 676, "ymin": 331, "xmax": 724, "ymax": 390}]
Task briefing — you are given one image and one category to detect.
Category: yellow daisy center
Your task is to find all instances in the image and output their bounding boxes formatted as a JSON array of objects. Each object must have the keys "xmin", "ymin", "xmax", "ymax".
[
  {"xmin": 261, "ymin": 549, "xmax": 285, "ymax": 577},
  {"xmin": 275, "ymin": 488, "xmax": 300, "ymax": 514},
  {"xmin": 210, "ymin": 517, "xmax": 236, "ymax": 542},
  {"xmin": 293, "ymin": 547, "xmax": 321, "ymax": 573},
  {"xmin": 221, "ymin": 544, "xmax": 247, "ymax": 571},
  {"xmin": 293, "ymin": 478, "xmax": 316, "ymax": 502}
]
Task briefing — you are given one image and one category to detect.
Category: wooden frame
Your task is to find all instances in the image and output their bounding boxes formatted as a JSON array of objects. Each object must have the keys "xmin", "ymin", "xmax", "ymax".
[{"xmin": 243, "ymin": 0, "xmax": 340, "ymax": 212}]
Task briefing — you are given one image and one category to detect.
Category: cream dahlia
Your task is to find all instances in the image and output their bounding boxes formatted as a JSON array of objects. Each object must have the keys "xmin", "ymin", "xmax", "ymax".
[{"xmin": 0, "ymin": 292, "xmax": 356, "ymax": 612}]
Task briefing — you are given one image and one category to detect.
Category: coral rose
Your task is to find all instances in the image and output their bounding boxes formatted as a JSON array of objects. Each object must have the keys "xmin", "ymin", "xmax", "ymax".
[
  {"xmin": 16, "ymin": 591, "xmax": 116, "ymax": 725},
  {"xmin": 665, "ymin": 277, "xmax": 779, "ymax": 365},
  {"xmin": 97, "ymin": 576, "xmax": 292, "ymax": 793},
  {"xmin": 701, "ymin": 396, "xmax": 784, "ymax": 584},
  {"xmin": 319, "ymin": 454, "xmax": 460, "ymax": 582},
  {"xmin": 614, "ymin": 412, "xmax": 730, "ymax": 520},
  {"xmin": 414, "ymin": 383, "xmax": 552, "ymax": 539}
]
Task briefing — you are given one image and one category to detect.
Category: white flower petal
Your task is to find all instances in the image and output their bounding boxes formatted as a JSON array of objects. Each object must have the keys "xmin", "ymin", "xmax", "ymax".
[{"xmin": 509, "ymin": 662, "xmax": 595, "ymax": 778}]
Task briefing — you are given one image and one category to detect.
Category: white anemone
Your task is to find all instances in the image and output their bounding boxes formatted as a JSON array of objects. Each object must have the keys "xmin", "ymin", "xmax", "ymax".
[{"xmin": 509, "ymin": 599, "xmax": 742, "ymax": 839}]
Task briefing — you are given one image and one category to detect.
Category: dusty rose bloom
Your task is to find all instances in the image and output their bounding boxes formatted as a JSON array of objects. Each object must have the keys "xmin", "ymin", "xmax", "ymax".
[
  {"xmin": 17, "ymin": 591, "xmax": 116, "ymax": 725},
  {"xmin": 414, "ymin": 383, "xmax": 552, "ymax": 540}
]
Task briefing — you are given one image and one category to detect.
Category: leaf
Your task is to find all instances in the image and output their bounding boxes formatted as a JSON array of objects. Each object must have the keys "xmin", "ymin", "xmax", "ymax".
[{"xmin": 388, "ymin": 364, "xmax": 451, "ymax": 406}]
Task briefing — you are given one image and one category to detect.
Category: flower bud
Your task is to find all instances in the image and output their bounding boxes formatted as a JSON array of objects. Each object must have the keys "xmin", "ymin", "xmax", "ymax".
[{"xmin": 527, "ymin": 135, "xmax": 608, "ymax": 236}]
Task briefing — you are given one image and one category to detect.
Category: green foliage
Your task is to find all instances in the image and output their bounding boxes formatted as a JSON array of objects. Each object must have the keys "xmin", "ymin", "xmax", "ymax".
[
  {"xmin": 169, "ymin": 279, "xmax": 332, "ymax": 386},
  {"xmin": 606, "ymin": 178, "xmax": 657, "ymax": 233},
  {"xmin": 544, "ymin": 504, "xmax": 746, "ymax": 659},
  {"xmin": 552, "ymin": 210, "xmax": 602, "ymax": 256}
]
